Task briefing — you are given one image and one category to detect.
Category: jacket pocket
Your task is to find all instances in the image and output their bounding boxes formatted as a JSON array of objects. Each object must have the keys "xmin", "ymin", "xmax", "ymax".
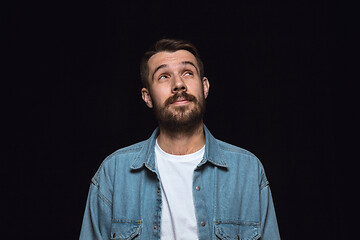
[
  {"xmin": 110, "ymin": 219, "xmax": 142, "ymax": 240},
  {"xmin": 215, "ymin": 220, "xmax": 260, "ymax": 240}
]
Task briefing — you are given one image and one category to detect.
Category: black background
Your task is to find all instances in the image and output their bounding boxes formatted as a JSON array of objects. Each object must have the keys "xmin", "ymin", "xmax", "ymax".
[{"xmin": 4, "ymin": 0, "xmax": 354, "ymax": 239}]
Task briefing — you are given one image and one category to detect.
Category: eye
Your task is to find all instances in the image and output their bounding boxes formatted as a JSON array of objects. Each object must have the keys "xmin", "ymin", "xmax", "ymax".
[
  {"xmin": 158, "ymin": 75, "xmax": 168, "ymax": 80},
  {"xmin": 184, "ymin": 71, "xmax": 193, "ymax": 76}
]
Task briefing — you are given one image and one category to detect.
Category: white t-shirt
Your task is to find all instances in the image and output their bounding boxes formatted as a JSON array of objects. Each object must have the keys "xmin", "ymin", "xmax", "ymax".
[{"xmin": 155, "ymin": 140, "xmax": 205, "ymax": 240}]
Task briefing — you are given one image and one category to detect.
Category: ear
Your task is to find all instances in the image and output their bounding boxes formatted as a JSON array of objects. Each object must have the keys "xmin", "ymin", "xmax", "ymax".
[
  {"xmin": 202, "ymin": 77, "xmax": 210, "ymax": 99},
  {"xmin": 141, "ymin": 88, "xmax": 153, "ymax": 108}
]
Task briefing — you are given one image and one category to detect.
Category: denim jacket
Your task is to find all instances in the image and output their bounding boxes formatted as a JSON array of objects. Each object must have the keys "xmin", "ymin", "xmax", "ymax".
[{"xmin": 79, "ymin": 125, "xmax": 280, "ymax": 240}]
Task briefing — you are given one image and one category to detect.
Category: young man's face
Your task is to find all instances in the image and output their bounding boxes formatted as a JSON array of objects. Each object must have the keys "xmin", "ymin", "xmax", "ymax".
[{"xmin": 141, "ymin": 50, "xmax": 210, "ymax": 130}]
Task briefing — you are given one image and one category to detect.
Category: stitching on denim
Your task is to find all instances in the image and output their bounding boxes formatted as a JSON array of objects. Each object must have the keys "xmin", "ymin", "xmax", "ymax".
[
  {"xmin": 260, "ymin": 179, "xmax": 270, "ymax": 190},
  {"xmin": 98, "ymin": 189, "xmax": 112, "ymax": 208},
  {"xmin": 217, "ymin": 141, "xmax": 256, "ymax": 157},
  {"xmin": 91, "ymin": 176, "xmax": 99, "ymax": 187},
  {"xmin": 206, "ymin": 157, "xmax": 228, "ymax": 168},
  {"xmin": 145, "ymin": 163, "xmax": 154, "ymax": 170},
  {"xmin": 110, "ymin": 220, "xmax": 142, "ymax": 240},
  {"xmin": 133, "ymin": 145, "xmax": 155, "ymax": 170},
  {"xmin": 104, "ymin": 145, "xmax": 143, "ymax": 163},
  {"xmin": 213, "ymin": 166, "xmax": 218, "ymax": 230},
  {"xmin": 91, "ymin": 164, "xmax": 103, "ymax": 187},
  {"xmin": 100, "ymin": 141, "xmax": 146, "ymax": 169},
  {"xmin": 259, "ymin": 168, "xmax": 269, "ymax": 190},
  {"xmin": 214, "ymin": 220, "xmax": 261, "ymax": 240},
  {"xmin": 111, "ymin": 219, "xmax": 142, "ymax": 224},
  {"xmin": 214, "ymin": 220, "xmax": 260, "ymax": 227},
  {"xmin": 111, "ymin": 146, "xmax": 143, "ymax": 156}
]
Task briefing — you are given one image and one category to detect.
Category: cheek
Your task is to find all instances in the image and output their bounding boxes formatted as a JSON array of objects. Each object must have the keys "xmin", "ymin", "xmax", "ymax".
[
  {"xmin": 150, "ymin": 89, "xmax": 169, "ymax": 105},
  {"xmin": 191, "ymin": 83, "xmax": 205, "ymax": 98}
]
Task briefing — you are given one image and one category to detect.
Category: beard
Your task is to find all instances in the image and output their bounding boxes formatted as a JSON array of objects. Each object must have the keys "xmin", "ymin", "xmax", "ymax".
[{"xmin": 152, "ymin": 91, "xmax": 206, "ymax": 134}]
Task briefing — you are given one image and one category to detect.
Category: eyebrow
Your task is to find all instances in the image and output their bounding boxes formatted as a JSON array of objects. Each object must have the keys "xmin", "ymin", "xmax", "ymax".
[{"xmin": 151, "ymin": 61, "xmax": 199, "ymax": 81}]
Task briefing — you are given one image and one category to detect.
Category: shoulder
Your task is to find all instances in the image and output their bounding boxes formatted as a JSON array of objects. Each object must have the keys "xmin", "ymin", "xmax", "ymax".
[
  {"xmin": 105, "ymin": 140, "xmax": 146, "ymax": 161},
  {"xmin": 216, "ymin": 139, "xmax": 257, "ymax": 158},
  {"xmin": 216, "ymin": 139, "xmax": 259, "ymax": 163},
  {"xmin": 204, "ymin": 125, "xmax": 261, "ymax": 169},
  {"xmin": 92, "ymin": 140, "xmax": 147, "ymax": 184},
  {"xmin": 215, "ymin": 139, "xmax": 269, "ymax": 188}
]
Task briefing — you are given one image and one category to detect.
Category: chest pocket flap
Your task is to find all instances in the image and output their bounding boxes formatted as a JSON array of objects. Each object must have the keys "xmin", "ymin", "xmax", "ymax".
[
  {"xmin": 215, "ymin": 220, "xmax": 260, "ymax": 240},
  {"xmin": 110, "ymin": 220, "xmax": 141, "ymax": 240}
]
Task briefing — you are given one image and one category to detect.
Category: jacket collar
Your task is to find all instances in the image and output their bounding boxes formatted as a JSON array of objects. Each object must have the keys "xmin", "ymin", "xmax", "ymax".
[{"xmin": 130, "ymin": 125, "xmax": 228, "ymax": 171}]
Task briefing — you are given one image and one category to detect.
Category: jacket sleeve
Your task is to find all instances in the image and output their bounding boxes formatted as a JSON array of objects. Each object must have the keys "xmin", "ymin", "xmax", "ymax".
[
  {"xmin": 259, "ymin": 181, "xmax": 281, "ymax": 239},
  {"xmin": 79, "ymin": 167, "xmax": 113, "ymax": 240}
]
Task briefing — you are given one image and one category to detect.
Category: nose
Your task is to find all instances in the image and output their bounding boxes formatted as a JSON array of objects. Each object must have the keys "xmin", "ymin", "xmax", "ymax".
[{"xmin": 172, "ymin": 75, "xmax": 187, "ymax": 93}]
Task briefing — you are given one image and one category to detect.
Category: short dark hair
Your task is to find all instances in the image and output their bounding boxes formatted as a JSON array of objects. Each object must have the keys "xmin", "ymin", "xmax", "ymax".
[{"xmin": 140, "ymin": 38, "xmax": 204, "ymax": 88}]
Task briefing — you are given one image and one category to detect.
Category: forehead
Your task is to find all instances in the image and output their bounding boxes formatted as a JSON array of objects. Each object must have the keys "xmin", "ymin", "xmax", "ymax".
[{"xmin": 148, "ymin": 50, "xmax": 198, "ymax": 71}]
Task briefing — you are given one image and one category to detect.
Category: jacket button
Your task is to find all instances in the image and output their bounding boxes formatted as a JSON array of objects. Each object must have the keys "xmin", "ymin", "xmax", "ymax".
[
  {"xmin": 201, "ymin": 221, "xmax": 206, "ymax": 227},
  {"xmin": 196, "ymin": 186, "xmax": 200, "ymax": 191},
  {"xmin": 154, "ymin": 225, "xmax": 157, "ymax": 230},
  {"xmin": 113, "ymin": 233, "xmax": 116, "ymax": 238}
]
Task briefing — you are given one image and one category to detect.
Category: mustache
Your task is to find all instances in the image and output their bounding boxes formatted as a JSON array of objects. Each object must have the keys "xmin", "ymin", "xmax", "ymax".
[{"xmin": 164, "ymin": 91, "xmax": 197, "ymax": 107}]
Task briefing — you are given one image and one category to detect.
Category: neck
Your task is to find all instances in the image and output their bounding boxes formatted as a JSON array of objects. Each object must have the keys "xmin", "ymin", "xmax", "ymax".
[{"xmin": 157, "ymin": 122, "xmax": 205, "ymax": 155}]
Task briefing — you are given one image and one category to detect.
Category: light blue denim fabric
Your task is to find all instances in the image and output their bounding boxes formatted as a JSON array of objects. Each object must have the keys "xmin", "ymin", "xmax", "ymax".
[{"xmin": 79, "ymin": 125, "xmax": 280, "ymax": 240}]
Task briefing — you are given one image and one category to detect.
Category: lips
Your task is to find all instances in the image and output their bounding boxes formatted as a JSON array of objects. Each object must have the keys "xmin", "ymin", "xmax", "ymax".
[
  {"xmin": 172, "ymin": 100, "xmax": 190, "ymax": 105},
  {"xmin": 174, "ymin": 97, "xmax": 188, "ymax": 103},
  {"xmin": 165, "ymin": 92, "xmax": 196, "ymax": 107}
]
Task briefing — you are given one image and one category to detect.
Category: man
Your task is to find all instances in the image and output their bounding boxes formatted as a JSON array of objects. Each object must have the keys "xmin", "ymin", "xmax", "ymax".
[{"xmin": 79, "ymin": 38, "xmax": 280, "ymax": 239}]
